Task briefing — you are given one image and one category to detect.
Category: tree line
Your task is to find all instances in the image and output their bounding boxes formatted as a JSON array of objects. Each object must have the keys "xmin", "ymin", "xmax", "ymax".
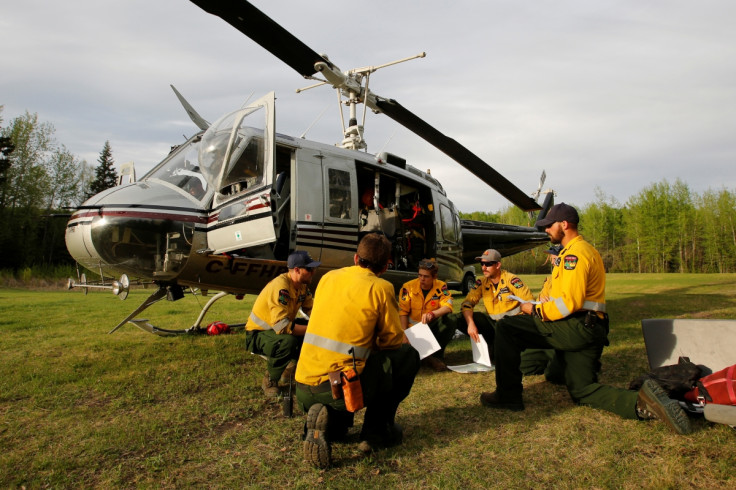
[
  {"xmin": 2, "ymin": 107, "xmax": 734, "ymax": 275},
  {"xmin": 461, "ymin": 181, "xmax": 736, "ymax": 274},
  {"xmin": 0, "ymin": 107, "xmax": 117, "ymax": 272}
]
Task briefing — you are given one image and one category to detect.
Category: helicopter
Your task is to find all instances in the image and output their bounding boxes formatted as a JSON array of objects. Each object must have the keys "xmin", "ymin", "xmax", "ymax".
[{"xmin": 65, "ymin": 0, "xmax": 554, "ymax": 336}]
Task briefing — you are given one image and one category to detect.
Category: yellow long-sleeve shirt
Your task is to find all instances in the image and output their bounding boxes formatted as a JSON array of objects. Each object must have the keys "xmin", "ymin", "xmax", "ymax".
[
  {"xmin": 535, "ymin": 235, "xmax": 606, "ymax": 321},
  {"xmin": 461, "ymin": 270, "xmax": 533, "ymax": 319},
  {"xmin": 245, "ymin": 272, "xmax": 313, "ymax": 334},
  {"xmin": 295, "ymin": 266, "xmax": 404, "ymax": 386},
  {"xmin": 398, "ymin": 278, "xmax": 453, "ymax": 325}
]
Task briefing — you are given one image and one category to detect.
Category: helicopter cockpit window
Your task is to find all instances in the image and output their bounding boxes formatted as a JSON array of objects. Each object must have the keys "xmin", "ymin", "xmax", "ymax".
[
  {"xmin": 146, "ymin": 139, "xmax": 209, "ymax": 200},
  {"xmin": 328, "ymin": 168, "xmax": 352, "ymax": 219},
  {"xmin": 199, "ymin": 106, "xmax": 269, "ymax": 199},
  {"xmin": 219, "ymin": 134, "xmax": 264, "ymax": 195}
]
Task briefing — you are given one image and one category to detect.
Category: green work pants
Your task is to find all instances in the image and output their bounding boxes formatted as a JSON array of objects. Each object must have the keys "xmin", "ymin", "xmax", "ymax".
[
  {"xmin": 245, "ymin": 329, "xmax": 302, "ymax": 382},
  {"xmin": 494, "ymin": 314, "xmax": 638, "ymax": 419},
  {"xmin": 296, "ymin": 344, "xmax": 420, "ymax": 437}
]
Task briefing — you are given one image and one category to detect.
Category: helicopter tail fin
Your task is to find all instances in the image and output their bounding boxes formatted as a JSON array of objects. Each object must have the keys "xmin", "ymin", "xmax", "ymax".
[{"xmin": 170, "ymin": 85, "xmax": 210, "ymax": 131}]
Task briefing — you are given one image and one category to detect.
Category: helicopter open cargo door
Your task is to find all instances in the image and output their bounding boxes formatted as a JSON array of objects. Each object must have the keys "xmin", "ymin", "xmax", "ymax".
[{"xmin": 205, "ymin": 92, "xmax": 277, "ymax": 254}]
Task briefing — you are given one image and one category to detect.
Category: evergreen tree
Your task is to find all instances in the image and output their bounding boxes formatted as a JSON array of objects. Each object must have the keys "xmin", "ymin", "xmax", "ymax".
[{"xmin": 87, "ymin": 140, "xmax": 117, "ymax": 198}]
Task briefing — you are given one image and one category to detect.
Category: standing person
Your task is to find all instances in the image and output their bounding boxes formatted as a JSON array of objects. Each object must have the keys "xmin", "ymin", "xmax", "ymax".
[
  {"xmin": 483, "ymin": 203, "xmax": 692, "ymax": 435},
  {"xmin": 245, "ymin": 251, "xmax": 320, "ymax": 398},
  {"xmin": 295, "ymin": 233, "xmax": 420, "ymax": 468},
  {"xmin": 447, "ymin": 249, "xmax": 534, "ymax": 364},
  {"xmin": 398, "ymin": 258, "xmax": 455, "ymax": 371}
]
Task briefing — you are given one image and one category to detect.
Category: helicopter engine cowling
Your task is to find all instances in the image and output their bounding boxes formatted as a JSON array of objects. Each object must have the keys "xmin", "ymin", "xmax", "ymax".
[{"xmin": 65, "ymin": 181, "xmax": 208, "ymax": 282}]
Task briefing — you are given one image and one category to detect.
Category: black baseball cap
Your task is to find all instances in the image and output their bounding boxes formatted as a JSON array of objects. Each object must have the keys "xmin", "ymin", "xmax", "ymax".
[{"xmin": 535, "ymin": 202, "xmax": 579, "ymax": 229}]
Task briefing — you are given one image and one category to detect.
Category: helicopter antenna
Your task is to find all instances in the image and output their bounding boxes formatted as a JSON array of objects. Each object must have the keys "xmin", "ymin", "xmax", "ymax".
[
  {"xmin": 300, "ymin": 106, "xmax": 329, "ymax": 139},
  {"xmin": 240, "ymin": 90, "xmax": 256, "ymax": 108},
  {"xmin": 377, "ymin": 129, "xmax": 398, "ymax": 156}
]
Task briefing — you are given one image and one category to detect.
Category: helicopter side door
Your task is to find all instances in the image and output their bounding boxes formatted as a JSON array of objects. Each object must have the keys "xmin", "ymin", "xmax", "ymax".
[
  {"xmin": 292, "ymin": 150, "xmax": 359, "ymax": 265},
  {"xmin": 205, "ymin": 93, "xmax": 277, "ymax": 254}
]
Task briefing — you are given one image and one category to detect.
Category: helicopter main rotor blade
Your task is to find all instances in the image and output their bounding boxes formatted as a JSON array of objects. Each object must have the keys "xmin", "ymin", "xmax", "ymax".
[
  {"xmin": 374, "ymin": 97, "xmax": 541, "ymax": 212},
  {"xmin": 189, "ymin": 0, "xmax": 333, "ymax": 78}
]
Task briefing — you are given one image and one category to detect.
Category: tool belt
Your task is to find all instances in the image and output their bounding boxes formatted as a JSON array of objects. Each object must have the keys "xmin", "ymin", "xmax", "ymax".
[{"xmin": 575, "ymin": 310, "xmax": 610, "ymax": 346}]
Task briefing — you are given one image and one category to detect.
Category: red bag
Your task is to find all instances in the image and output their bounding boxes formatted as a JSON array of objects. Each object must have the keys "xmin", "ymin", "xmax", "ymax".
[
  {"xmin": 684, "ymin": 364, "xmax": 736, "ymax": 405},
  {"xmin": 206, "ymin": 321, "xmax": 230, "ymax": 335}
]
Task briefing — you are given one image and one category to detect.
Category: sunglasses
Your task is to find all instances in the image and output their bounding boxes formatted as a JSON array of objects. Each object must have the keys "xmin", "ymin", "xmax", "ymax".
[
  {"xmin": 302, "ymin": 266, "xmax": 315, "ymax": 272},
  {"xmin": 480, "ymin": 261, "xmax": 498, "ymax": 267},
  {"xmin": 418, "ymin": 260, "xmax": 436, "ymax": 270}
]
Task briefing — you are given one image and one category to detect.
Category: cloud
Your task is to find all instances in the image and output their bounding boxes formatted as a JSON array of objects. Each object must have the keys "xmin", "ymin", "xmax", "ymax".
[{"xmin": 2, "ymin": 0, "xmax": 735, "ymax": 212}]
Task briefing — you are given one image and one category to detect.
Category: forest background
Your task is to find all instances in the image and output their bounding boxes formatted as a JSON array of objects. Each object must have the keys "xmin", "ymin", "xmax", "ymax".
[{"xmin": 2, "ymin": 107, "xmax": 735, "ymax": 280}]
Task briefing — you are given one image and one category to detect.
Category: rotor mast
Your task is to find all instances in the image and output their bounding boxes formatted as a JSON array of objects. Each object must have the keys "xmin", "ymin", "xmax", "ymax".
[{"xmin": 297, "ymin": 52, "xmax": 426, "ymax": 150}]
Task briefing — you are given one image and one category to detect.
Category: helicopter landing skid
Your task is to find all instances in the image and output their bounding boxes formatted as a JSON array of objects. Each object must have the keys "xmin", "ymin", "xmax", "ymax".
[{"xmin": 108, "ymin": 286, "xmax": 240, "ymax": 336}]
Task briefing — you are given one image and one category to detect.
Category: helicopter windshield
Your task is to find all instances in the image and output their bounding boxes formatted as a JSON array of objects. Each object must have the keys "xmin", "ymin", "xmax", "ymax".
[
  {"xmin": 146, "ymin": 138, "xmax": 209, "ymax": 200},
  {"xmin": 199, "ymin": 106, "xmax": 268, "ymax": 197}
]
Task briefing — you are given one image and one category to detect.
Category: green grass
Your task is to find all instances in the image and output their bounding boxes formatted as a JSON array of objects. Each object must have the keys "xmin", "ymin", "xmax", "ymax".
[{"xmin": 1, "ymin": 274, "xmax": 736, "ymax": 488}]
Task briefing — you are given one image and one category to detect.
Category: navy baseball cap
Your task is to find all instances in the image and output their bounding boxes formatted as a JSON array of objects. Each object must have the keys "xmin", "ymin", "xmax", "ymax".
[{"xmin": 287, "ymin": 251, "xmax": 321, "ymax": 269}]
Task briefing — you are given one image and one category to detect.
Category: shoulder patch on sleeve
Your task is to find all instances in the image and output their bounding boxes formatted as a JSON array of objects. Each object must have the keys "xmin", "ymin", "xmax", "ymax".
[
  {"xmin": 510, "ymin": 277, "xmax": 525, "ymax": 289},
  {"xmin": 564, "ymin": 255, "xmax": 578, "ymax": 270},
  {"xmin": 473, "ymin": 279, "xmax": 482, "ymax": 289},
  {"xmin": 278, "ymin": 288, "xmax": 290, "ymax": 306},
  {"xmin": 400, "ymin": 287, "xmax": 408, "ymax": 302},
  {"xmin": 441, "ymin": 284, "xmax": 449, "ymax": 295}
]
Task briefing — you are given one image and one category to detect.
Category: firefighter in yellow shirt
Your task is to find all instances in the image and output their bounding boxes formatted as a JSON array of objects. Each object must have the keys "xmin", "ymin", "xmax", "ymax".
[
  {"xmin": 398, "ymin": 259, "xmax": 454, "ymax": 371},
  {"xmin": 295, "ymin": 234, "xmax": 420, "ymax": 468},
  {"xmin": 483, "ymin": 203, "xmax": 691, "ymax": 435},
  {"xmin": 245, "ymin": 251, "xmax": 319, "ymax": 398},
  {"xmin": 446, "ymin": 249, "xmax": 533, "ymax": 364}
]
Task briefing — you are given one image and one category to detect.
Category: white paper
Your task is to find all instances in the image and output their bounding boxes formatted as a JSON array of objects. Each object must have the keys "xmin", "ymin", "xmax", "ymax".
[
  {"xmin": 508, "ymin": 294, "xmax": 541, "ymax": 305},
  {"xmin": 447, "ymin": 334, "xmax": 495, "ymax": 373},
  {"xmin": 404, "ymin": 322, "xmax": 441, "ymax": 359}
]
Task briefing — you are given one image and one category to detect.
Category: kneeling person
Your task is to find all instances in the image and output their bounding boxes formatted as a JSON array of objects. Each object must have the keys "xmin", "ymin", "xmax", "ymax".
[
  {"xmin": 295, "ymin": 233, "xmax": 420, "ymax": 468},
  {"xmin": 245, "ymin": 251, "xmax": 319, "ymax": 397},
  {"xmin": 399, "ymin": 259, "xmax": 455, "ymax": 371}
]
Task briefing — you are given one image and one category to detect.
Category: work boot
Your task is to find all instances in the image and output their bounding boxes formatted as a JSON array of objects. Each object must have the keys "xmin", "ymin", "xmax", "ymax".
[
  {"xmin": 480, "ymin": 391, "xmax": 524, "ymax": 411},
  {"xmin": 261, "ymin": 373, "xmax": 280, "ymax": 398},
  {"xmin": 636, "ymin": 379, "xmax": 692, "ymax": 435},
  {"xmin": 303, "ymin": 403, "xmax": 331, "ymax": 468},
  {"xmin": 358, "ymin": 423, "xmax": 404, "ymax": 454},
  {"xmin": 279, "ymin": 360, "xmax": 297, "ymax": 385},
  {"xmin": 422, "ymin": 356, "xmax": 448, "ymax": 372}
]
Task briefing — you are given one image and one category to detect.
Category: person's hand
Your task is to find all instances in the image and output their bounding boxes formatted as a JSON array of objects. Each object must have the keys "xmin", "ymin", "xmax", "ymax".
[
  {"xmin": 467, "ymin": 323, "xmax": 480, "ymax": 343},
  {"xmin": 521, "ymin": 303, "xmax": 534, "ymax": 315},
  {"xmin": 422, "ymin": 311, "xmax": 435, "ymax": 324}
]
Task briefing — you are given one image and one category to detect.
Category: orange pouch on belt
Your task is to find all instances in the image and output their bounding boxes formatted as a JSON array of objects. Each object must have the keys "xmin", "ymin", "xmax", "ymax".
[{"xmin": 341, "ymin": 368, "xmax": 364, "ymax": 412}]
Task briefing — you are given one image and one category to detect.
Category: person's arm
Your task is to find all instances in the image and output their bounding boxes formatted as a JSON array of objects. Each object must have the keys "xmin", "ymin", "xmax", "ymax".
[{"xmin": 462, "ymin": 307, "xmax": 480, "ymax": 343}]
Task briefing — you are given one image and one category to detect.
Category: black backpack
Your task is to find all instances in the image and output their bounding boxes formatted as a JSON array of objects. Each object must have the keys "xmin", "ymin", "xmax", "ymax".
[{"xmin": 628, "ymin": 357, "xmax": 704, "ymax": 400}]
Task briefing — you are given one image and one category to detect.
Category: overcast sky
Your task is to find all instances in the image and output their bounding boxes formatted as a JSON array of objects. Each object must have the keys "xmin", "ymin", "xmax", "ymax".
[{"xmin": 2, "ymin": 0, "xmax": 735, "ymax": 213}]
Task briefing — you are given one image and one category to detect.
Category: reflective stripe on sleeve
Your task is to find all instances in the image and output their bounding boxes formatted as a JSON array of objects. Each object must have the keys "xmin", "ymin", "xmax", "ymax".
[
  {"xmin": 583, "ymin": 300, "xmax": 606, "ymax": 312},
  {"xmin": 490, "ymin": 306, "xmax": 520, "ymax": 320},
  {"xmin": 303, "ymin": 332, "xmax": 371, "ymax": 360},
  {"xmin": 554, "ymin": 297, "xmax": 571, "ymax": 317},
  {"xmin": 248, "ymin": 312, "xmax": 272, "ymax": 330}
]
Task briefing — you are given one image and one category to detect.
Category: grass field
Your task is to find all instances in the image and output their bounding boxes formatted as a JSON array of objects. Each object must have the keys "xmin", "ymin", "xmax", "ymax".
[{"xmin": 1, "ymin": 274, "xmax": 735, "ymax": 488}]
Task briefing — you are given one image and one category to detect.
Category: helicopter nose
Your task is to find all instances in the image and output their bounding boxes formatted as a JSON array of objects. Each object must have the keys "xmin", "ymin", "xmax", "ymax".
[{"xmin": 65, "ymin": 182, "xmax": 208, "ymax": 280}]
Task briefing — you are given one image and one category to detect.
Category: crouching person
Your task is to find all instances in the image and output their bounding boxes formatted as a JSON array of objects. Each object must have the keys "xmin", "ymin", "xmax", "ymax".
[
  {"xmin": 399, "ymin": 258, "xmax": 455, "ymax": 371},
  {"xmin": 295, "ymin": 233, "xmax": 421, "ymax": 468},
  {"xmin": 245, "ymin": 250, "xmax": 319, "ymax": 398}
]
